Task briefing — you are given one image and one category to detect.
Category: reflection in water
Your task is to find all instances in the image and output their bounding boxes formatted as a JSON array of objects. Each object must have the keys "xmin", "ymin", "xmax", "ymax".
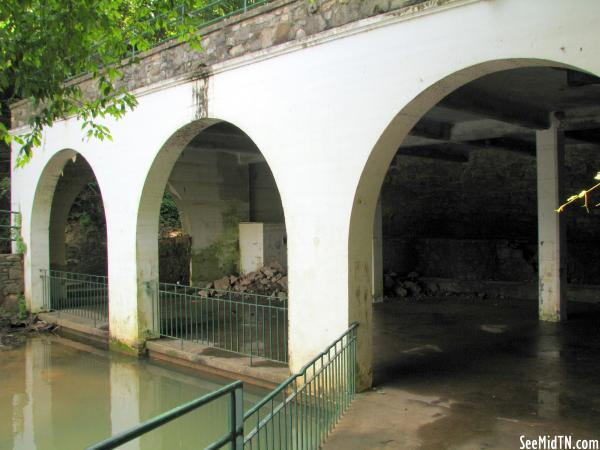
[{"xmin": 0, "ymin": 337, "xmax": 265, "ymax": 450}]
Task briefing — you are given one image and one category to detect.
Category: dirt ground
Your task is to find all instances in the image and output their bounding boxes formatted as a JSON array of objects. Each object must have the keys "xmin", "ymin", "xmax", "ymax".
[
  {"xmin": 0, "ymin": 313, "xmax": 55, "ymax": 350},
  {"xmin": 323, "ymin": 296, "xmax": 600, "ymax": 450}
]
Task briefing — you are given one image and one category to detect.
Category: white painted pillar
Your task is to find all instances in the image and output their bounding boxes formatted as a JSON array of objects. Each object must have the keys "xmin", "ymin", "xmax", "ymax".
[
  {"xmin": 372, "ymin": 196, "xmax": 384, "ymax": 303},
  {"xmin": 107, "ymin": 199, "xmax": 157, "ymax": 353},
  {"xmin": 536, "ymin": 114, "xmax": 566, "ymax": 322},
  {"xmin": 287, "ymin": 189, "xmax": 374, "ymax": 392}
]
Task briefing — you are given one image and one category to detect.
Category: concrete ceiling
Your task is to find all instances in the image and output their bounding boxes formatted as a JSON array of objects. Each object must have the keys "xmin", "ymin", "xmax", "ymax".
[
  {"xmin": 178, "ymin": 67, "xmax": 600, "ymax": 165},
  {"xmin": 184, "ymin": 121, "xmax": 262, "ymax": 162},
  {"xmin": 398, "ymin": 67, "xmax": 600, "ymax": 162}
]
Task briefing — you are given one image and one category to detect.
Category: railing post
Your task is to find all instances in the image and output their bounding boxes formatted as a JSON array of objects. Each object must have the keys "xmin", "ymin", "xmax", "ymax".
[
  {"xmin": 154, "ymin": 280, "xmax": 159, "ymax": 336},
  {"xmin": 40, "ymin": 269, "xmax": 46, "ymax": 311},
  {"xmin": 231, "ymin": 384, "xmax": 244, "ymax": 450}
]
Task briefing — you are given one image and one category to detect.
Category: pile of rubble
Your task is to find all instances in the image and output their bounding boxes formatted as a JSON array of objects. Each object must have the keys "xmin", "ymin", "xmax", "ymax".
[
  {"xmin": 384, "ymin": 271, "xmax": 426, "ymax": 299},
  {"xmin": 203, "ymin": 262, "xmax": 288, "ymax": 299},
  {"xmin": 0, "ymin": 313, "xmax": 56, "ymax": 350}
]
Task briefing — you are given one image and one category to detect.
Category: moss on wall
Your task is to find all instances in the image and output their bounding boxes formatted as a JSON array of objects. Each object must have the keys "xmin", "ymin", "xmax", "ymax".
[{"xmin": 190, "ymin": 205, "xmax": 244, "ymax": 285}]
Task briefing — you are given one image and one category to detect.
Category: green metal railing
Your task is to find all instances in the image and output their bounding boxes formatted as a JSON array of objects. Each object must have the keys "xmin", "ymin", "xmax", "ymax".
[
  {"xmin": 242, "ymin": 323, "xmax": 358, "ymax": 449},
  {"xmin": 0, "ymin": 210, "xmax": 21, "ymax": 252},
  {"xmin": 135, "ymin": 0, "xmax": 270, "ymax": 52},
  {"xmin": 168, "ymin": 0, "xmax": 270, "ymax": 39},
  {"xmin": 87, "ymin": 380, "xmax": 244, "ymax": 450},
  {"xmin": 40, "ymin": 270, "xmax": 109, "ymax": 325},
  {"xmin": 155, "ymin": 282, "xmax": 288, "ymax": 363},
  {"xmin": 88, "ymin": 324, "xmax": 358, "ymax": 449}
]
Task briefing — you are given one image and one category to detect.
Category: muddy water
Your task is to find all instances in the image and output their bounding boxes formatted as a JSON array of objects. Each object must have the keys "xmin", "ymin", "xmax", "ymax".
[{"xmin": 0, "ymin": 336, "xmax": 266, "ymax": 450}]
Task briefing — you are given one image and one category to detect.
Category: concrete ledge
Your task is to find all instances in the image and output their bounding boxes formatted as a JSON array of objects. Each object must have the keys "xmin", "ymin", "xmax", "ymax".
[
  {"xmin": 146, "ymin": 338, "xmax": 290, "ymax": 390},
  {"xmin": 38, "ymin": 312, "xmax": 109, "ymax": 348},
  {"xmin": 36, "ymin": 312, "xmax": 289, "ymax": 388}
]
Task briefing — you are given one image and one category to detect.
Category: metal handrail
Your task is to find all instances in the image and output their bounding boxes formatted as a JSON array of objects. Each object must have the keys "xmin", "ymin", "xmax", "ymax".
[
  {"xmin": 243, "ymin": 323, "xmax": 358, "ymax": 448},
  {"xmin": 87, "ymin": 380, "xmax": 244, "ymax": 450},
  {"xmin": 40, "ymin": 269, "xmax": 109, "ymax": 325},
  {"xmin": 156, "ymin": 280, "xmax": 288, "ymax": 363},
  {"xmin": 160, "ymin": 281, "xmax": 287, "ymax": 303},
  {"xmin": 0, "ymin": 210, "xmax": 21, "ymax": 243},
  {"xmin": 125, "ymin": 0, "xmax": 269, "ymax": 57},
  {"xmin": 85, "ymin": 324, "xmax": 358, "ymax": 450},
  {"xmin": 244, "ymin": 324, "xmax": 358, "ymax": 418},
  {"xmin": 48, "ymin": 269, "xmax": 108, "ymax": 284}
]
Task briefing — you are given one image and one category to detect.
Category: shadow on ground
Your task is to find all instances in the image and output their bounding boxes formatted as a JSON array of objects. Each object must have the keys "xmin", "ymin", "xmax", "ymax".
[{"xmin": 323, "ymin": 296, "xmax": 600, "ymax": 450}]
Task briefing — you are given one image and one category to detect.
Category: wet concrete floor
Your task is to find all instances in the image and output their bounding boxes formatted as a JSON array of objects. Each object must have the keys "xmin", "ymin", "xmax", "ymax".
[
  {"xmin": 0, "ymin": 335, "xmax": 267, "ymax": 449},
  {"xmin": 323, "ymin": 296, "xmax": 600, "ymax": 449}
]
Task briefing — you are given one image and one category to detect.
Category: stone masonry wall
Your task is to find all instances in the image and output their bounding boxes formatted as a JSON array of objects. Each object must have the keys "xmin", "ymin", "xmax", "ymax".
[
  {"xmin": 0, "ymin": 253, "xmax": 24, "ymax": 313},
  {"xmin": 11, "ymin": 0, "xmax": 452, "ymax": 127},
  {"xmin": 382, "ymin": 146, "xmax": 600, "ymax": 286}
]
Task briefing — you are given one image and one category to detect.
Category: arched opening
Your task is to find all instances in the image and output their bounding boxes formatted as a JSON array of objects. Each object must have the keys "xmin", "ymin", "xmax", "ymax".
[
  {"xmin": 30, "ymin": 150, "xmax": 108, "ymax": 328},
  {"xmin": 137, "ymin": 119, "xmax": 288, "ymax": 364},
  {"xmin": 158, "ymin": 189, "xmax": 190, "ymax": 285},
  {"xmin": 347, "ymin": 61, "xmax": 600, "ymax": 440}
]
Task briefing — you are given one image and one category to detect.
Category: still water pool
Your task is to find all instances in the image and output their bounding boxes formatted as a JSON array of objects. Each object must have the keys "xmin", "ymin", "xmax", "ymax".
[{"xmin": 0, "ymin": 336, "xmax": 267, "ymax": 449}]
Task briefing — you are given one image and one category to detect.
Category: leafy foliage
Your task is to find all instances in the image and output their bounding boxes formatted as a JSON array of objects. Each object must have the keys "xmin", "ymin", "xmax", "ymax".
[
  {"xmin": 0, "ymin": 177, "xmax": 12, "ymax": 253},
  {"xmin": 0, "ymin": 176, "xmax": 8, "ymax": 201},
  {"xmin": 17, "ymin": 294, "xmax": 27, "ymax": 320},
  {"xmin": 69, "ymin": 182, "xmax": 107, "ymax": 231},
  {"xmin": 0, "ymin": 0, "xmax": 246, "ymax": 165},
  {"xmin": 160, "ymin": 190, "xmax": 182, "ymax": 230},
  {"xmin": 557, "ymin": 172, "xmax": 600, "ymax": 213},
  {"xmin": 68, "ymin": 182, "xmax": 180, "ymax": 232}
]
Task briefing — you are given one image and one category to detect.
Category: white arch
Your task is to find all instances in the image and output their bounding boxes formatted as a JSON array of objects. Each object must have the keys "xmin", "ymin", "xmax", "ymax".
[
  {"xmin": 11, "ymin": 0, "xmax": 600, "ymax": 369},
  {"xmin": 347, "ymin": 58, "xmax": 600, "ymax": 389},
  {"xmin": 27, "ymin": 149, "xmax": 106, "ymax": 311},
  {"xmin": 131, "ymin": 117, "xmax": 289, "ymax": 346}
]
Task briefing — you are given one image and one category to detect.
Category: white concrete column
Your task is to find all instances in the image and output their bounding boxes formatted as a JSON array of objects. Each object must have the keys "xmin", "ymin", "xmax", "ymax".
[
  {"xmin": 286, "ymin": 176, "xmax": 374, "ymax": 392},
  {"xmin": 107, "ymin": 199, "xmax": 157, "ymax": 353},
  {"xmin": 372, "ymin": 196, "xmax": 384, "ymax": 303},
  {"xmin": 536, "ymin": 114, "xmax": 566, "ymax": 322},
  {"xmin": 112, "ymin": 120, "xmax": 216, "ymax": 354},
  {"xmin": 287, "ymin": 221, "xmax": 355, "ymax": 373}
]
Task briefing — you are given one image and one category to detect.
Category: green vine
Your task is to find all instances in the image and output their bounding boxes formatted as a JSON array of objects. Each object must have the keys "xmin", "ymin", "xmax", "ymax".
[
  {"xmin": 12, "ymin": 213, "xmax": 26, "ymax": 254},
  {"xmin": 557, "ymin": 172, "xmax": 600, "ymax": 213},
  {"xmin": 17, "ymin": 294, "xmax": 27, "ymax": 320}
]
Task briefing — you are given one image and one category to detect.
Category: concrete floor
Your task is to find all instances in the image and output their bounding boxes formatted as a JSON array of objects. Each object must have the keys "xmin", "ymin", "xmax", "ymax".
[{"xmin": 323, "ymin": 296, "xmax": 600, "ymax": 450}]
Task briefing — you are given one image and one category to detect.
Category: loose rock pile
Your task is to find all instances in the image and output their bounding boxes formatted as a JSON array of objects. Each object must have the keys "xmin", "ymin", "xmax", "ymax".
[
  {"xmin": 0, "ymin": 313, "xmax": 56, "ymax": 350},
  {"xmin": 384, "ymin": 271, "xmax": 426, "ymax": 299},
  {"xmin": 203, "ymin": 262, "xmax": 288, "ymax": 299}
]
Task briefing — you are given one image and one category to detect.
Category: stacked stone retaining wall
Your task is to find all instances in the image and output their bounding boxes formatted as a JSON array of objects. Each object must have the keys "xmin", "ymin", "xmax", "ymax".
[
  {"xmin": 0, "ymin": 253, "xmax": 24, "ymax": 313},
  {"xmin": 11, "ymin": 0, "xmax": 451, "ymax": 127}
]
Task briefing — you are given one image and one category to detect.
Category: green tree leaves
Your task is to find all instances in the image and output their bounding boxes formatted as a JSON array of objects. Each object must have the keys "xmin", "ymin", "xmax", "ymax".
[{"xmin": 0, "ymin": 0, "xmax": 223, "ymax": 164}]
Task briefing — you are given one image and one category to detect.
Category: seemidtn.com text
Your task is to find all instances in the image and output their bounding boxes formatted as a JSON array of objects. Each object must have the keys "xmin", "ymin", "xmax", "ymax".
[{"xmin": 520, "ymin": 436, "xmax": 599, "ymax": 450}]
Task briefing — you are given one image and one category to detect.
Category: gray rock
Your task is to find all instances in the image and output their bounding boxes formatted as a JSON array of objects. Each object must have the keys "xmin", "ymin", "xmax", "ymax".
[
  {"xmin": 394, "ymin": 286, "xmax": 408, "ymax": 297},
  {"xmin": 213, "ymin": 277, "xmax": 230, "ymax": 291}
]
